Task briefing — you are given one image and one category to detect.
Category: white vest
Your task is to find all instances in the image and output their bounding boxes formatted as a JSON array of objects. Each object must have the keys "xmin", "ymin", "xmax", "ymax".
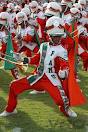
[{"xmin": 40, "ymin": 43, "xmax": 68, "ymax": 86}]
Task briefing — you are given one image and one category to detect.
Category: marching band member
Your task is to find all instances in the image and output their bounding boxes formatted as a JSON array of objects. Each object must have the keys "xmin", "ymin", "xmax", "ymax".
[
  {"xmin": 78, "ymin": 0, "xmax": 86, "ymax": 11},
  {"xmin": 64, "ymin": 7, "xmax": 88, "ymax": 75},
  {"xmin": 7, "ymin": 3, "xmax": 16, "ymax": 34},
  {"xmin": 15, "ymin": 11, "xmax": 39, "ymax": 57},
  {"xmin": 29, "ymin": 1, "xmax": 39, "ymax": 19},
  {"xmin": 21, "ymin": 7, "xmax": 31, "ymax": 21},
  {"xmin": 61, "ymin": 0, "xmax": 76, "ymax": 22},
  {"xmin": 37, "ymin": 2, "xmax": 62, "ymax": 42},
  {"xmin": 63, "ymin": 7, "xmax": 81, "ymax": 82},
  {"xmin": 29, "ymin": 2, "xmax": 63, "ymax": 94},
  {"xmin": 0, "ymin": 16, "xmax": 86, "ymax": 117},
  {"xmin": 66, "ymin": 7, "xmax": 88, "ymax": 72},
  {"xmin": 78, "ymin": 25, "xmax": 88, "ymax": 71},
  {"xmin": 29, "ymin": 1, "xmax": 45, "ymax": 42},
  {"xmin": 45, "ymin": 2, "xmax": 62, "ymax": 17},
  {"xmin": 43, "ymin": 2, "xmax": 48, "ymax": 13}
]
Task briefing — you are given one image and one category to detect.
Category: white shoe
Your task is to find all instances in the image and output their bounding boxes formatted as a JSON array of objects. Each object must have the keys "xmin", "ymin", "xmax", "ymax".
[
  {"xmin": 0, "ymin": 109, "xmax": 17, "ymax": 117},
  {"xmin": 67, "ymin": 108, "xmax": 77, "ymax": 118},
  {"xmin": 29, "ymin": 90, "xmax": 46, "ymax": 95}
]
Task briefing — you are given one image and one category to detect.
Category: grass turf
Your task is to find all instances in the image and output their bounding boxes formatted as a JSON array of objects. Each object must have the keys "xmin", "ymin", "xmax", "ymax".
[{"xmin": 0, "ymin": 64, "xmax": 88, "ymax": 132}]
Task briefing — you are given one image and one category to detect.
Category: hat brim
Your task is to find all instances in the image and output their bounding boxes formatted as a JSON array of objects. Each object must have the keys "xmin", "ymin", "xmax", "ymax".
[
  {"xmin": 44, "ymin": 13, "xmax": 53, "ymax": 17},
  {"xmin": 50, "ymin": 34, "xmax": 64, "ymax": 37}
]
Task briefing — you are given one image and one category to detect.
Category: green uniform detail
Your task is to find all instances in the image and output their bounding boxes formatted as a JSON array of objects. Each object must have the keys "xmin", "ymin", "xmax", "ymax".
[
  {"xmin": 27, "ymin": 43, "xmax": 48, "ymax": 85},
  {"xmin": 4, "ymin": 31, "xmax": 16, "ymax": 70}
]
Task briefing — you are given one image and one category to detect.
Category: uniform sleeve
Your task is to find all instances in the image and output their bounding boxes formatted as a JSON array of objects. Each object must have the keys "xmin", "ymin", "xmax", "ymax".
[
  {"xmin": 64, "ymin": 23, "xmax": 70, "ymax": 31},
  {"xmin": 23, "ymin": 35, "xmax": 33, "ymax": 43},
  {"xmin": 36, "ymin": 17, "xmax": 46, "ymax": 30},
  {"xmin": 55, "ymin": 57, "xmax": 69, "ymax": 73},
  {"xmin": 29, "ymin": 52, "xmax": 40, "ymax": 66},
  {"xmin": 61, "ymin": 36, "xmax": 75, "ymax": 51},
  {"xmin": 55, "ymin": 57, "xmax": 69, "ymax": 79}
]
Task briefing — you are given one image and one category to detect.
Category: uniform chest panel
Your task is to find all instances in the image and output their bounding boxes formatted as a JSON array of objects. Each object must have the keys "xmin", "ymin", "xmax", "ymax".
[
  {"xmin": 45, "ymin": 45, "xmax": 68, "ymax": 62},
  {"xmin": 43, "ymin": 45, "xmax": 68, "ymax": 74}
]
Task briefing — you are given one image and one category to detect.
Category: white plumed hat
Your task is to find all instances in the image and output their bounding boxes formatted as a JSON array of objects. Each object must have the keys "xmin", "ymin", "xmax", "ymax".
[
  {"xmin": 0, "ymin": 12, "xmax": 10, "ymax": 25},
  {"xmin": 46, "ymin": 16, "xmax": 65, "ymax": 36},
  {"xmin": 16, "ymin": 12, "xmax": 28, "ymax": 24},
  {"xmin": 29, "ymin": 1, "xmax": 38, "ymax": 8},
  {"xmin": 7, "ymin": 3, "xmax": 15, "ymax": 11},
  {"xmin": 78, "ymin": 0, "xmax": 86, "ymax": 6},
  {"xmin": 70, "ymin": 7, "xmax": 80, "ymax": 15},
  {"xmin": 45, "ymin": 2, "xmax": 62, "ymax": 17},
  {"xmin": 73, "ymin": 3, "xmax": 82, "ymax": 10},
  {"xmin": 21, "ymin": 7, "xmax": 31, "ymax": 16}
]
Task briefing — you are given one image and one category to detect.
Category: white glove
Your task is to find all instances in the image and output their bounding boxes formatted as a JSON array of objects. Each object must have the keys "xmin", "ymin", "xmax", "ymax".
[{"xmin": 58, "ymin": 69, "xmax": 69, "ymax": 79}]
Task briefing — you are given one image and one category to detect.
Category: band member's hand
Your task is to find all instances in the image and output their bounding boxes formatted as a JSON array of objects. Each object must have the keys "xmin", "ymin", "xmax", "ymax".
[{"xmin": 58, "ymin": 69, "xmax": 69, "ymax": 79}]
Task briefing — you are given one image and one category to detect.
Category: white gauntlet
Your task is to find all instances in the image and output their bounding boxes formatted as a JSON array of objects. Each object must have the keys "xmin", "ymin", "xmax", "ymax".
[{"xmin": 58, "ymin": 69, "xmax": 69, "ymax": 79}]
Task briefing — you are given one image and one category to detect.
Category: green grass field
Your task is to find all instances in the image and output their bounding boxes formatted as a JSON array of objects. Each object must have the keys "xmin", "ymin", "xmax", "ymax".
[{"xmin": 0, "ymin": 63, "xmax": 88, "ymax": 132}]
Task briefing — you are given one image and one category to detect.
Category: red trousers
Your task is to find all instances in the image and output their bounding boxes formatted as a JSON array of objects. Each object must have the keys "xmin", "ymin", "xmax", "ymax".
[{"xmin": 6, "ymin": 74, "xmax": 67, "ymax": 112}]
